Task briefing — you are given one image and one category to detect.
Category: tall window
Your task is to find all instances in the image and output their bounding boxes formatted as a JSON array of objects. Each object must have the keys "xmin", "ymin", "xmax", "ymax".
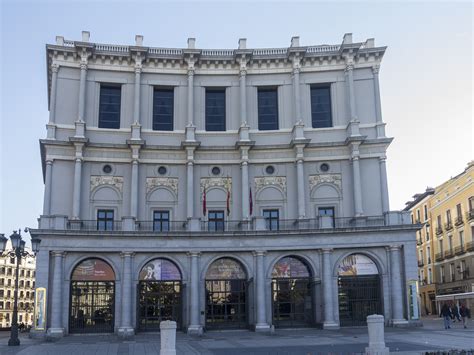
[
  {"xmin": 318, "ymin": 207, "xmax": 335, "ymax": 227},
  {"xmin": 263, "ymin": 209, "xmax": 279, "ymax": 230},
  {"xmin": 439, "ymin": 239, "xmax": 444, "ymax": 255},
  {"xmin": 153, "ymin": 210, "xmax": 170, "ymax": 232},
  {"xmin": 450, "ymin": 263, "xmax": 455, "ymax": 282},
  {"xmin": 258, "ymin": 88, "xmax": 278, "ymax": 130},
  {"xmin": 208, "ymin": 210, "xmax": 224, "ymax": 232},
  {"xmin": 420, "ymin": 269, "xmax": 425, "ymax": 283},
  {"xmin": 310, "ymin": 86, "xmax": 332, "ymax": 128},
  {"xmin": 437, "ymin": 215, "xmax": 442, "ymax": 228},
  {"xmin": 426, "ymin": 246, "xmax": 431, "ymax": 264},
  {"xmin": 459, "ymin": 230, "xmax": 464, "ymax": 246},
  {"xmin": 153, "ymin": 88, "xmax": 174, "ymax": 131},
  {"xmin": 426, "ymin": 225, "xmax": 430, "ymax": 241},
  {"xmin": 419, "ymin": 249, "xmax": 423, "ymax": 264},
  {"xmin": 440, "ymin": 266, "xmax": 445, "ymax": 283},
  {"xmin": 416, "ymin": 210, "xmax": 421, "ymax": 222},
  {"xmin": 469, "ymin": 196, "xmax": 474, "ymax": 211},
  {"xmin": 97, "ymin": 209, "xmax": 114, "ymax": 231},
  {"xmin": 446, "ymin": 210, "xmax": 452, "ymax": 224},
  {"xmin": 428, "ymin": 268, "xmax": 432, "ymax": 284},
  {"xmin": 98, "ymin": 85, "xmax": 121, "ymax": 129},
  {"xmin": 460, "ymin": 260, "xmax": 466, "ymax": 279},
  {"xmin": 456, "ymin": 204, "xmax": 462, "ymax": 219},
  {"xmin": 205, "ymin": 88, "xmax": 226, "ymax": 131},
  {"xmin": 424, "ymin": 205, "xmax": 428, "ymax": 221},
  {"xmin": 448, "ymin": 235, "xmax": 453, "ymax": 252}
]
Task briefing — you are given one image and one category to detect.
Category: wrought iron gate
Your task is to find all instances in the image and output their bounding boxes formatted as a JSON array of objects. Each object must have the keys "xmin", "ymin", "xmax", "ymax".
[
  {"xmin": 271, "ymin": 278, "xmax": 313, "ymax": 327},
  {"xmin": 338, "ymin": 275, "xmax": 382, "ymax": 326},
  {"xmin": 69, "ymin": 281, "xmax": 115, "ymax": 333}
]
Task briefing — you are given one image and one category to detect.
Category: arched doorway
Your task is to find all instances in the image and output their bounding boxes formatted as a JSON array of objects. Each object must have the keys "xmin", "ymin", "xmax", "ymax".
[
  {"xmin": 271, "ymin": 256, "xmax": 313, "ymax": 327},
  {"xmin": 137, "ymin": 259, "xmax": 182, "ymax": 331},
  {"xmin": 337, "ymin": 254, "xmax": 382, "ymax": 326},
  {"xmin": 69, "ymin": 258, "xmax": 115, "ymax": 333},
  {"xmin": 205, "ymin": 258, "xmax": 247, "ymax": 329}
]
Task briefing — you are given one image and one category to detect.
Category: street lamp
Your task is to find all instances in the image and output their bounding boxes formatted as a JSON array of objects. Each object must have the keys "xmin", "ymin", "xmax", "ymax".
[{"xmin": 0, "ymin": 229, "xmax": 35, "ymax": 346}]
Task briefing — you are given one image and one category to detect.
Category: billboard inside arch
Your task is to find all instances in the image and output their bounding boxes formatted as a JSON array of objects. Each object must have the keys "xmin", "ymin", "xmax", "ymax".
[{"xmin": 338, "ymin": 254, "xmax": 378, "ymax": 276}]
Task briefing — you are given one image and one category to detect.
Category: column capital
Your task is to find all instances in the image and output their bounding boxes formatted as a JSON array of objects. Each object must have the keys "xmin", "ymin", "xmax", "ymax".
[
  {"xmin": 120, "ymin": 251, "xmax": 135, "ymax": 258},
  {"xmin": 80, "ymin": 61, "xmax": 88, "ymax": 71},
  {"xmin": 252, "ymin": 250, "xmax": 267, "ymax": 257},
  {"xmin": 321, "ymin": 248, "xmax": 333, "ymax": 254},
  {"xmin": 379, "ymin": 155, "xmax": 387, "ymax": 162},
  {"xmin": 51, "ymin": 63, "xmax": 59, "ymax": 73},
  {"xmin": 187, "ymin": 251, "xmax": 201, "ymax": 257},
  {"xmin": 372, "ymin": 64, "xmax": 380, "ymax": 75},
  {"xmin": 239, "ymin": 68, "xmax": 247, "ymax": 77},
  {"xmin": 187, "ymin": 68, "xmax": 195, "ymax": 77},
  {"xmin": 389, "ymin": 244, "xmax": 401, "ymax": 251},
  {"xmin": 134, "ymin": 65, "xmax": 142, "ymax": 75},
  {"xmin": 50, "ymin": 251, "xmax": 66, "ymax": 258},
  {"xmin": 45, "ymin": 159, "xmax": 53, "ymax": 165}
]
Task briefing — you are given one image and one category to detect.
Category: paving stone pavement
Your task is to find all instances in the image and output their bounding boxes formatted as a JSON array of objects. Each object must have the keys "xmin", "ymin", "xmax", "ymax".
[{"xmin": 0, "ymin": 318, "xmax": 472, "ymax": 354}]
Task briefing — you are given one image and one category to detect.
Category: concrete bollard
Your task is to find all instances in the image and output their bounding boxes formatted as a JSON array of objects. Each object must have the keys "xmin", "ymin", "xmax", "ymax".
[
  {"xmin": 160, "ymin": 320, "xmax": 177, "ymax": 355},
  {"xmin": 365, "ymin": 315, "xmax": 389, "ymax": 355}
]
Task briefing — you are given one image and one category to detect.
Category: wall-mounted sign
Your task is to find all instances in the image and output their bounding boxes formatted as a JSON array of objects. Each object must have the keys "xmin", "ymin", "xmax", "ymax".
[
  {"xmin": 139, "ymin": 259, "xmax": 181, "ymax": 281},
  {"xmin": 338, "ymin": 254, "xmax": 379, "ymax": 276},
  {"xmin": 71, "ymin": 258, "xmax": 115, "ymax": 281},
  {"xmin": 34, "ymin": 287, "xmax": 46, "ymax": 331},
  {"xmin": 272, "ymin": 257, "xmax": 311, "ymax": 278},
  {"xmin": 408, "ymin": 280, "xmax": 420, "ymax": 320}
]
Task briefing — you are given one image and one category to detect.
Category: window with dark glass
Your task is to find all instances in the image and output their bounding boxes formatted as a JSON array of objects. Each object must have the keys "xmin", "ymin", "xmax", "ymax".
[
  {"xmin": 208, "ymin": 210, "xmax": 224, "ymax": 231},
  {"xmin": 318, "ymin": 206, "xmax": 335, "ymax": 227},
  {"xmin": 311, "ymin": 86, "xmax": 332, "ymax": 128},
  {"xmin": 258, "ymin": 88, "xmax": 279, "ymax": 130},
  {"xmin": 153, "ymin": 210, "xmax": 170, "ymax": 232},
  {"xmin": 263, "ymin": 209, "xmax": 279, "ymax": 230},
  {"xmin": 424, "ymin": 205, "xmax": 428, "ymax": 220},
  {"xmin": 446, "ymin": 210, "xmax": 452, "ymax": 224},
  {"xmin": 205, "ymin": 88, "xmax": 226, "ymax": 131},
  {"xmin": 456, "ymin": 204, "xmax": 462, "ymax": 218},
  {"xmin": 97, "ymin": 209, "xmax": 114, "ymax": 231},
  {"xmin": 153, "ymin": 88, "xmax": 174, "ymax": 131},
  {"xmin": 98, "ymin": 85, "xmax": 121, "ymax": 129}
]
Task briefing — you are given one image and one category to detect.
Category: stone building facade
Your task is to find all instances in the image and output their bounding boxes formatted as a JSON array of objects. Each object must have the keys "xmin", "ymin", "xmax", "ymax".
[{"xmin": 30, "ymin": 32, "xmax": 418, "ymax": 338}]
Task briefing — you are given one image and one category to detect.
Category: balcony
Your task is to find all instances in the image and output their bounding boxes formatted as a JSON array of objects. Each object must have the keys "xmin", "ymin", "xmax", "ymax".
[
  {"xmin": 455, "ymin": 215, "xmax": 463, "ymax": 226},
  {"xmin": 418, "ymin": 260, "xmax": 424, "ymax": 267},
  {"xmin": 435, "ymin": 226, "xmax": 443, "ymax": 236},
  {"xmin": 454, "ymin": 245, "xmax": 465, "ymax": 255},
  {"xmin": 467, "ymin": 242, "xmax": 474, "ymax": 252},
  {"xmin": 444, "ymin": 249, "xmax": 455, "ymax": 259},
  {"xmin": 435, "ymin": 252, "xmax": 444, "ymax": 262},
  {"xmin": 136, "ymin": 221, "xmax": 188, "ymax": 232},
  {"xmin": 467, "ymin": 210, "xmax": 474, "ymax": 221},
  {"xmin": 417, "ymin": 239, "xmax": 423, "ymax": 246},
  {"xmin": 444, "ymin": 221, "xmax": 453, "ymax": 231},
  {"xmin": 67, "ymin": 220, "xmax": 123, "ymax": 231}
]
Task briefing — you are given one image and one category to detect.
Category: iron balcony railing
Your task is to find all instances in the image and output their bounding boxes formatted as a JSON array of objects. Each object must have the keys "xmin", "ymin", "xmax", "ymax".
[
  {"xmin": 435, "ymin": 252, "xmax": 444, "ymax": 262},
  {"xmin": 199, "ymin": 220, "xmax": 254, "ymax": 232},
  {"xmin": 466, "ymin": 241, "xmax": 474, "ymax": 252},
  {"xmin": 454, "ymin": 245, "xmax": 465, "ymax": 255},
  {"xmin": 417, "ymin": 239, "xmax": 423, "ymax": 246},
  {"xmin": 466, "ymin": 210, "xmax": 474, "ymax": 221},
  {"xmin": 444, "ymin": 221, "xmax": 453, "ymax": 231},
  {"xmin": 67, "ymin": 220, "xmax": 122, "ymax": 231},
  {"xmin": 135, "ymin": 220, "xmax": 188, "ymax": 232},
  {"xmin": 455, "ymin": 215, "xmax": 463, "ymax": 226},
  {"xmin": 418, "ymin": 260, "xmax": 424, "ymax": 267},
  {"xmin": 435, "ymin": 226, "xmax": 443, "ymax": 235},
  {"xmin": 444, "ymin": 249, "xmax": 455, "ymax": 259}
]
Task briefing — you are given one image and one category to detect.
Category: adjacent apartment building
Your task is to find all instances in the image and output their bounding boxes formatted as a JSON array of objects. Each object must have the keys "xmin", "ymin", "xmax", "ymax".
[
  {"xmin": 0, "ymin": 241, "xmax": 36, "ymax": 328},
  {"xmin": 405, "ymin": 162, "xmax": 474, "ymax": 313},
  {"xmin": 30, "ymin": 32, "xmax": 418, "ymax": 338}
]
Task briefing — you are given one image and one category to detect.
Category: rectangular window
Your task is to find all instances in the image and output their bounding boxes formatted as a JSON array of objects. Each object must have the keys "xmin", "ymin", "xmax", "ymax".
[
  {"xmin": 437, "ymin": 215, "xmax": 442, "ymax": 228},
  {"xmin": 428, "ymin": 268, "xmax": 432, "ymax": 284},
  {"xmin": 460, "ymin": 260, "xmax": 466, "ymax": 279},
  {"xmin": 153, "ymin": 88, "xmax": 174, "ymax": 131},
  {"xmin": 440, "ymin": 266, "xmax": 445, "ymax": 283},
  {"xmin": 424, "ymin": 205, "xmax": 428, "ymax": 221},
  {"xmin": 448, "ymin": 235, "xmax": 453, "ymax": 252},
  {"xmin": 311, "ymin": 85, "xmax": 332, "ymax": 128},
  {"xmin": 419, "ymin": 249, "xmax": 423, "ymax": 264},
  {"xmin": 459, "ymin": 230, "xmax": 464, "ymax": 246},
  {"xmin": 469, "ymin": 196, "xmax": 474, "ymax": 211},
  {"xmin": 426, "ymin": 225, "xmax": 430, "ymax": 241},
  {"xmin": 420, "ymin": 269, "xmax": 424, "ymax": 283},
  {"xmin": 258, "ymin": 88, "xmax": 279, "ymax": 130},
  {"xmin": 205, "ymin": 88, "xmax": 226, "ymax": 131},
  {"xmin": 416, "ymin": 210, "xmax": 421, "ymax": 222},
  {"xmin": 10, "ymin": 258, "xmax": 15, "ymax": 265},
  {"xmin": 456, "ymin": 204, "xmax": 462, "ymax": 219},
  {"xmin": 439, "ymin": 239, "xmax": 444, "ymax": 255},
  {"xmin": 446, "ymin": 210, "xmax": 452, "ymax": 224},
  {"xmin": 153, "ymin": 210, "xmax": 170, "ymax": 232},
  {"xmin": 426, "ymin": 246, "xmax": 431, "ymax": 264},
  {"xmin": 263, "ymin": 209, "xmax": 279, "ymax": 230},
  {"xmin": 208, "ymin": 210, "xmax": 224, "ymax": 231},
  {"xmin": 318, "ymin": 207, "xmax": 335, "ymax": 227},
  {"xmin": 98, "ymin": 85, "xmax": 121, "ymax": 129},
  {"xmin": 97, "ymin": 209, "xmax": 114, "ymax": 231},
  {"xmin": 450, "ymin": 263, "xmax": 455, "ymax": 282}
]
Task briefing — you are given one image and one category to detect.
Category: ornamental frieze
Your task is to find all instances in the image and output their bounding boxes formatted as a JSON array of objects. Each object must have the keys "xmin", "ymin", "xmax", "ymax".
[
  {"xmin": 200, "ymin": 177, "xmax": 232, "ymax": 194},
  {"xmin": 254, "ymin": 176, "xmax": 287, "ymax": 194},
  {"xmin": 308, "ymin": 174, "xmax": 342, "ymax": 192},
  {"xmin": 90, "ymin": 176, "xmax": 123, "ymax": 193},
  {"xmin": 146, "ymin": 177, "xmax": 178, "ymax": 195}
]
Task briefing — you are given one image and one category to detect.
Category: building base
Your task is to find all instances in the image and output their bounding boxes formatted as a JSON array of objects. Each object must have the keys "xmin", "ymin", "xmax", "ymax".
[
  {"xmin": 187, "ymin": 324, "xmax": 203, "ymax": 335},
  {"xmin": 117, "ymin": 326, "xmax": 135, "ymax": 339},
  {"xmin": 365, "ymin": 346, "xmax": 390, "ymax": 355},
  {"xmin": 46, "ymin": 328, "xmax": 65, "ymax": 340},
  {"xmin": 323, "ymin": 321, "xmax": 340, "ymax": 330},
  {"xmin": 254, "ymin": 323, "xmax": 271, "ymax": 332},
  {"xmin": 29, "ymin": 329, "xmax": 47, "ymax": 339},
  {"xmin": 390, "ymin": 319, "xmax": 409, "ymax": 327}
]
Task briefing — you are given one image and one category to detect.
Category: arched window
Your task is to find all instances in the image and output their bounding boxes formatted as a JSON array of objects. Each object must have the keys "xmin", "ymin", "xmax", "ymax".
[
  {"xmin": 206, "ymin": 258, "xmax": 246, "ymax": 280},
  {"xmin": 272, "ymin": 256, "xmax": 311, "ymax": 278},
  {"xmin": 139, "ymin": 259, "xmax": 181, "ymax": 281}
]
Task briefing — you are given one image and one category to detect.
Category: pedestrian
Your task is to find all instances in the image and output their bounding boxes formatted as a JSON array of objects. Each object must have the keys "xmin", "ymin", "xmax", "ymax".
[
  {"xmin": 459, "ymin": 304, "xmax": 469, "ymax": 329},
  {"xmin": 452, "ymin": 304, "xmax": 461, "ymax": 322},
  {"xmin": 440, "ymin": 303, "xmax": 452, "ymax": 329}
]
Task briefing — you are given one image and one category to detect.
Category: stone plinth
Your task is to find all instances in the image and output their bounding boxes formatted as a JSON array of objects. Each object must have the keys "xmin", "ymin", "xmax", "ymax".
[
  {"xmin": 160, "ymin": 320, "xmax": 177, "ymax": 355},
  {"xmin": 365, "ymin": 314, "xmax": 389, "ymax": 355}
]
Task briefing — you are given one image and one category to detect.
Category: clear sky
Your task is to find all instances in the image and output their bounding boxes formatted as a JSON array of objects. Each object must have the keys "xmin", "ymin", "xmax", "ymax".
[{"xmin": 0, "ymin": 1, "xmax": 472, "ymax": 242}]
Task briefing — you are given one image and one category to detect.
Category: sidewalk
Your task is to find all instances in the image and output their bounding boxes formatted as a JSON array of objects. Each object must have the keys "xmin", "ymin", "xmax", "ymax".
[{"xmin": 0, "ymin": 318, "xmax": 472, "ymax": 355}]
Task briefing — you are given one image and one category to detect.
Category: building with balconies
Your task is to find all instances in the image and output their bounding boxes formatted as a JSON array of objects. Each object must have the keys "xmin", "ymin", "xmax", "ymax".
[
  {"xmin": 30, "ymin": 32, "xmax": 419, "ymax": 338},
  {"xmin": 0, "ymin": 241, "xmax": 36, "ymax": 328}
]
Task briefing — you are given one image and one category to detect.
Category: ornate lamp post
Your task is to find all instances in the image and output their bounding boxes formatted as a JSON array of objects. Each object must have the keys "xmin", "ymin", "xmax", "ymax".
[{"xmin": 0, "ymin": 230, "xmax": 38, "ymax": 346}]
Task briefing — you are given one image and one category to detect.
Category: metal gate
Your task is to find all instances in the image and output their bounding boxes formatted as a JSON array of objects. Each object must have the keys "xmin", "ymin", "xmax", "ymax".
[
  {"xmin": 69, "ymin": 281, "xmax": 115, "ymax": 333},
  {"xmin": 137, "ymin": 280, "xmax": 182, "ymax": 331},
  {"xmin": 338, "ymin": 275, "xmax": 382, "ymax": 326},
  {"xmin": 205, "ymin": 279, "xmax": 247, "ymax": 329},
  {"xmin": 272, "ymin": 278, "xmax": 313, "ymax": 327}
]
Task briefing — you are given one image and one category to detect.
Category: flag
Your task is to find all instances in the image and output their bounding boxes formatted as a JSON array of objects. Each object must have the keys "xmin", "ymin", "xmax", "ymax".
[
  {"xmin": 249, "ymin": 187, "xmax": 253, "ymax": 216},
  {"xmin": 226, "ymin": 177, "xmax": 231, "ymax": 216},
  {"xmin": 202, "ymin": 188, "xmax": 206, "ymax": 216}
]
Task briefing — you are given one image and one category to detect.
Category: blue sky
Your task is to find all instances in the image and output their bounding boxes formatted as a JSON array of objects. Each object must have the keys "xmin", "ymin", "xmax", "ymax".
[{"xmin": 1, "ymin": 1, "xmax": 472, "ymax": 241}]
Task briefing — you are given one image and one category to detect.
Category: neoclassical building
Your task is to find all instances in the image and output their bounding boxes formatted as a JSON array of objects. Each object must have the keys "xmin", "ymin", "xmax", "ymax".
[{"xmin": 31, "ymin": 32, "xmax": 418, "ymax": 338}]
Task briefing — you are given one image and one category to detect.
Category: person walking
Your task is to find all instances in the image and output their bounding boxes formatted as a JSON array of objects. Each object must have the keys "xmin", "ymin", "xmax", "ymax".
[
  {"xmin": 440, "ymin": 303, "xmax": 452, "ymax": 329},
  {"xmin": 459, "ymin": 304, "xmax": 469, "ymax": 329},
  {"xmin": 452, "ymin": 304, "xmax": 462, "ymax": 322}
]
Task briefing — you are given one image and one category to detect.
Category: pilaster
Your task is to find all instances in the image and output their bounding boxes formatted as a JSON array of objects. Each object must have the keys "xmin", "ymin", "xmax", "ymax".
[
  {"xmin": 47, "ymin": 251, "xmax": 65, "ymax": 338},
  {"xmin": 118, "ymin": 252, "xmax": 135, "ymax": 338},
  {"xmin": 43, "ymin": 159, "xmax": 53, "ymax": 215},
  {"xmin": 253, "ymin": 251, "xmax": 270, "ymax": 331},
  {"xmin": 187, "ymin": 251, "xmax": 203, "ymax": 335},
  {"xmin": 321, "ymin": 248, "xmax": 338, "ymax": 329},
  {"xmin": 71, "ymin": 143, "xmax": 84, "ymax": 219},
  {"xmin": 350, "ymin": 143, "xmax": 364, "ymax": 217},
  {"xmin": 389, "ymin": 245, "xmax": 408, "ymax": 326}
]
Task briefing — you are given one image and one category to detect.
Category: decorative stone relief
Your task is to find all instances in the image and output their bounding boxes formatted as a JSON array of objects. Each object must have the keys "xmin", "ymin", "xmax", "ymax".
[
  {"xmin": 90, "ymin": 176, "xmax": 123, "ymax": 193},
  {"xmin": 200, "ymin": 177, "xmax": 232, "ymax": 194},
  {"xmin": 254, "ymin": 176, "xmax": 287, "ymax": 194},
  {"xmin": 146, "ymin": 177, "xmax": 178, "ymax": 195},
  {"xmin": 308, "ymin": 174, "xmax": 342, "ymax": 192}
]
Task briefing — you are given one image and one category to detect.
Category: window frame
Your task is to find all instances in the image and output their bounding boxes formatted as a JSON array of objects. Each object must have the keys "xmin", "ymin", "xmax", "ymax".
[
  {"xmin": 153, "ymin": 210, "xmax": 170, "ymax": 232},
  {"xmin": 98, "ymin": 84, "xmax": 122, "ymax": 129},
  {"xmin": 205, "ymin": 88, "xmax": 226, "ymax": 132},
  {"xmin": 208, "ymin": 210, "xmax": 225, "ymax": 232},
  {"xmin": 257, "ymin": 87, "xmax": 279, "ymax": 131},
  {"xmin": 152, "ymin": 87, "xmax": 174, "ymax": 131},
  {"xmin": 97, "ymin": 209, "xmax": 115, "ymax": 231},
  {"xmin": 310, "ymin": 84, "xmax": 333, "ymax": 129},
  {"xmin": 263, "ymin": 209, "xmax": 280, "ymax": 231}
]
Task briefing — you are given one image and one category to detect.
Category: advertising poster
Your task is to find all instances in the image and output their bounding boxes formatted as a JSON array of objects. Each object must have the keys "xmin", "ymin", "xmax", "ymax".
[
  {"xmin": 34, "ymin": 287, "xmax": 46, "ymax": 331},
  {"xmin": 338, "ymin": 254, "xmax": 378, "ymax": 276},
  {"xmin": 139, "ymin": 259, "xmax": 181, "ymax": 280},
  {"xmin": 408, "ymin": 280, "xmax": 420, "ymax": 320},
  {"xmin": 71, "ymin": 259, "xmax": 115, "ymax": 281}
]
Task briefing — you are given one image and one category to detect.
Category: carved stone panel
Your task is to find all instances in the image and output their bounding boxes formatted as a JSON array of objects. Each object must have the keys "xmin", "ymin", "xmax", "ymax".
[
  {"xmin": 200, "ymin": 177, "xmax": 232, "ymax": 194},
  {"xmin": 146, "ymin": 177, "xmax": 179, "ymax": 195},
  {"xmin": 254, "ymin": 176, "xmax": 287, "ymax": 194},
  {"xmin": 90, "ymin": 176, "xmax": 124, "ymax": 194},
  {"xmin": 308, "ymin": 174, "xmax": 342, "ymax": 192}
]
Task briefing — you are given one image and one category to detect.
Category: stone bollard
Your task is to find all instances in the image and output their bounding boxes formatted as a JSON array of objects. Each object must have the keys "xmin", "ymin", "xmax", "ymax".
[
  {"xmin": 365, "ymin": 315, "xmax": 389, "ymax": 355},
  {"xmin": 160, "ymin": 320, "xmax": 177, "ymax": 355}
]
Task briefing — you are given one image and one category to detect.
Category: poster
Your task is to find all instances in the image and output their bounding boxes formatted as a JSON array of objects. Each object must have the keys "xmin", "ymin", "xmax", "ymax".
[
  {"xmin": 408, "ymin": 280, "xmax": 420, "ymax": 320},
  {"xmin": 338, "ymin": 254, "xmax": 378, "ymax": 276},
  {"xmin": 205, "ymin": 258, "xmax": 246, "ymax": 280},
  {"xmin": 139, "ymin": 259, "xmax": 181, "ymax": 280},
  {"xmin": 34, "ymin": 287, "xmax": 46, "ymax": 331},
  {"xmin": 272, "ymin": 257, "xmax": 310, "ymax": 278},
  {"xmin": 71, "ymin": 259, "xmax": 115, "ymax": 281}
]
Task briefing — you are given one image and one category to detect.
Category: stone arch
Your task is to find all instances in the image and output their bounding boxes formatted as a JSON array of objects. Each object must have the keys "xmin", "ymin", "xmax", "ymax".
[
  {"xmin": 332, "ymin": 250, "xmax": 386, "ymax": 277},
  {"xmin": 310, "ymin": 183, "xmax": 341, "ymax": 200},
  {"xmin": 201, "ymin": 255, "xmax": 250, "ymax": 280},
  {"xmin": 267, "ymin": 253, "xmax": 316, "ymax": 279},
  {"xmin": 66, "ymin": 255, "xmax": 120, "ymax": 281},
  {"xmin": 146, "ymin": 186, "xmax": 177, "ymax": 203},
  {"xmin": 256, "ymin": 185, "xmax": 285, "ymax": 202},
  {"xmin": 91, "ymin": 185, "xmax": 122, "ymax": 202},
  {"xmin": 136, "ymin": 256, "xmax": 186, "ymax": 281}
]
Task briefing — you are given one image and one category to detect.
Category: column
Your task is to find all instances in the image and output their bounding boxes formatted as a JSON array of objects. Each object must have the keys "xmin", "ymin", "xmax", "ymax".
[
  {"xmin": 254, "ymin": 251, "xmax": 270, "ymax": 331},
  {"xmin": 43, "ymin": 160, "xmax": 53, "ymax": 215},
  {"xmin": 292, "ymin": 67, "xmax": 302, "ymax": 122},
  {"xmin": 351, "ymin": 148, "xmax": 364, "ymax": 217},
  {"xmin": 379, "ymin": 156, "xmax": 390, "ymax": 213},
  {"xmin": 77, "ymin": 59, "xmax": 87, "ymax": 122},
  {"xmin": 322, "ymin": 248, "xmax": 338, "ymax": 328},
  {"xmin": 72, "ymin": 147, "xmax": 83, "ymax": 219},
  {"xmin": 119, "ymin": 252, "xmax": 134, "ymax": 337},
  {"xmin": 188, "ymin": 252, "xmax": 202, "ymax": 334},
  {"xmin": 345, "ymin": 61, "xmax": 358, "ymax": 121},
  {"xmin": 390, "ymin": 245, "xmax": 406, "ymax": 324},
  {"xmin": 296, "ymin": 158, "xmax": 306, "ymax": 219},
  {"xmin": 186, "ymin": 161, "xmax": 194, "ymax": 219},
  {"xmin": 133, "ymin": 65, "xmax": 141, "ymax": 124},
  {"xmin": 187, "ymin": 67, "xmax": 194, "ymax": 126},
  {"xmin": 130, "ymin": 159, "xmax": 139, "ymax": 218},
  {"xmin": 239, "ymin": 68, "xmax": 247, "ymax": 125},
  {"xmin": 48, "ymin": 251, "xmax": 65, "ymax": 337}
]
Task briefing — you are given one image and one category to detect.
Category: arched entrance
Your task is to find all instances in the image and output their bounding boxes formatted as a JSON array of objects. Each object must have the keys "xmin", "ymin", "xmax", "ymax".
[
  {"xmin": 205, "ymin": 258, "xmax": 247, "ymax": 329},
  {"xmin": 271, "ymin": 256, "xmax": 313, "ymax": 327},
  {"xmin": 337, "ymin": 254, "xmax": 382, "ymax": 326},
  {"xmin": 137, "ymin": 259, "xmax": 182, "ymax": 331},
  {"xmin": 69, "ymin": 258, "xmax": 115, "ymax": 333}
]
